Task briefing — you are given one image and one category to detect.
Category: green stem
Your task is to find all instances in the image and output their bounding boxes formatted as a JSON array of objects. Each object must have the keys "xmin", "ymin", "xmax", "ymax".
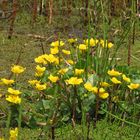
[
  {"xmin": 6, "ymin": 106, "xmax": 12, "ymax": 139},
  {"xmin": 18, "ymin": 104, "xmax": 22, "ymax": 140},
  {"xmin": 102, "ymin": 108, "xmax": 140, "ymax": 128}
]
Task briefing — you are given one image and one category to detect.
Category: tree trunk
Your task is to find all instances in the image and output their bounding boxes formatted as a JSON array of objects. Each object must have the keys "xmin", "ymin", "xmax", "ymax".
[
  {"xmin": 39, "ymin": 0, "xmax": 43, "ymax": 15},
  {"xmin": 8, "ymin": 0, "xmax": 17, "ymax": 39},
  {"xmin": 33, "ymin": 0, "xmax": 38, "ymax": 24},
  {"xmin": 49, "ymin": 0, "xmax": 53, "ymax": 24}
]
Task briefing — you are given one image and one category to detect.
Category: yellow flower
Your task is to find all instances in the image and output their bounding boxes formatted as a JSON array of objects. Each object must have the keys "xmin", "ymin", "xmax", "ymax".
[
  {"xmin": 84, "ymin": 38, "xmax": 98, "ymax": 47},
  {"xmin": 62, "ymin": 49, "xmax": 71, "ymax": 55},
  {"xmin": 1, "ymin": 78, "xmax": 14, "ymax": 85},
  {"xmin": 50, "ymin": 40, "xmax": 64, "ymax": 48},
  {"xmin": 75, "ymin": 69, "xmax": 84, "ymax": 75},
  {"xmin": 128, "ymin": 83, "xmax": 139, "ymax": 90},
  {"xmin": 8, "ymin": 88, "xmax": 21, "ymax": 95},
  {"xmin": 89, "ymin": 86, "xmax": 109, "ymax": 99},
  {"xmin": 28, "ymin": 80, "xmax": 40, "ymax": 85},
  {"xmin": 65, "ymin": 77, "xmax": 83, "ymax": 85},
  {"xmin": 9, "ymin": 128, "xmax": 18, "ymax": 140},
  {"xmin": 100, "ymin": 82, "xmax": 110, "ymax": 87},
  {"xmin": 36, "ymin": 65, "xmax": 46, "ymax": 73},
  {"xmin": 78, "ymin": 44, "xmax": 87, "ymax": 50},
  {"xmin": 35, "ymin": 72, "xmax": 44, "ymax": 77},
  {"xmin": 99, "ymin": 92, "xmax": 109, "ymax": 99},
  {"xmin": 99, "ymin": 88, "xmax": 105, "ymax": 93},
  {"xmin": 35, "ymin": 83, "xmax": 47, "ymax": 90},
  {"xmin": 0, "ymin": 137, "xmax": 4, "ymax": 140},
  {"xmin": 50, "ymin": 47, "xmax": 59, "ymax": 54},
  {"xmin": 108, "ymin": 42, "xmax": 113, "ymax": 48},
  {"xmin": 122, "ymin": 74, "xmax": 131, "ymax": 83},
  {"xmin": 92, "ymin": 86, "xmax": 98, "ymax": 93},
  {"xmin": 67, "ymin": 59, "xmax": 74, "ymax": 65},
  {"xmin": 58, "ymin": 68, "xmax": 68, "ymax": 75},
  {"xmin": 48, "ymin": 75, "xmax": 59, "ymax": 83},
  {"xmin": 11, "ymin": 65, "xmax": 25, "ymax": 74},
  {"xmin": 34, "ymin": 55, "xmax": 47, "ymax": 65},
  {"xmin": 84, "ymin": 83, "xmax": 94, "ymax": 92},
  {"xmin": 98, "ymin": 88, "xmax": 109, "ymax": 99},
  {"xmin": 68, "ymin": 38, "xmax": 77, "ymax": 44},
  {"xmin": 100, "ymin": 40, "xmax": 113, "ymax": 48},
  {"xmin": 44, "ymin": 54, "xmax": 59, "ymax": 65},
  {"xmin": 6, "ymin": 95, "xmax": 21, "ymax": 104},
  {"xmin": 107, "ymin": 69, "xmax": 122, "ymax": 76},
  {"xmin": 110, "ymin": 77, "xmax": 121, "ymax": 84}
]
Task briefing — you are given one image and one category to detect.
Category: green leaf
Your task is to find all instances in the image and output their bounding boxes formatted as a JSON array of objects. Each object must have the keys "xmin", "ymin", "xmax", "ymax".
[{"xmin": 42, "ymin": 100, "xmax": 50, "ymax": 110}]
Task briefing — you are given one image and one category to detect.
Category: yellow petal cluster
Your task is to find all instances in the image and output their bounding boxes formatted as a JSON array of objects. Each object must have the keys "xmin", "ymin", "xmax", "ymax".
[
  {"xmin": 6, "ymin": 95, "xmax": 21, "ymax": 104},
  {"xmin": 68, "ymin": 38, "xmax": 77, "ymax": 44},
  {"xmin": 1, "ymin": 78, "xmax": 14, "ymax": 85},
  {"xmin": 35, "ymin": 83, "xmax": 47, "ymax": 90},
  {"xmin": 62, "ymin": 49, "xmax": 71, "ymax": 55},
  {"xmin": 78, "ymin": 44, "xmax": 87, "ymax": 50},
  {"xmin": 44, "ymin": 54, "xmax": 59, "ymax": 65},
  {"xmin": 50, "ymin": 40, "xmax": 64, "ymax": 48},
  {"xmin": 35, "ymin": 65, "xmax": 46, "ymax": 77},
  {"xmin": 84, "ymin": 83, "xmax": 94, "ymax": 92},
  {"xmin": 6, "ymin": 88, "xmax": 22, "ymax": 104},
  {"xmin": 108, "ymin": 69, "xmax": 122, "ymax": 76},
  {"xmin": 100, "ymin": 40, "xmax": 113, "ymax": 48},
  {"xmin": 100, "ymin": 82, "xmax": 110, "ymax": 87},
  {"xmin": 11, "ymin": 65, "xmax": 25, "ymax": 74},
  {"xmin": 58, "ymin": 68, "xmax": 68, "ymax": 75},
  {"xmin": 75, "ymin": 69, "xmax": 84, "ymax": 75},
  {"xmin": 122, "ymin": 74, "xmax": 131, "ymax": 83},
  {"xmin": 50, "ymin": 47, "xmax": 59, "ymax": 54},
  {"xmin": 9, "ymin": 128, "xmax": 18, "ymax": 140},
  {"xmin": 36, "ymin": 65, "xmax": 46, "ymax": 73},
  {"xmin": 84, "ymin": 38, "xmax": 98, "ymax": 47},
  {"xmin": 8, "ymin": 88, "xmax": 21, "ymax": 95},
  {"xmin": 67, "ymin": 59, "xmax": 74, "ymax": 65},
  {"xmin": 128, "ymin": 83, "xmax": 139, "ymax": 90},
  {"xmin": 35, "ymin": 55, "xmax": 47, "ymax": 65},
  {"xmin": 65, "ymin": 77, "xmax": 83, "ymax": 85},
  {"xmin": 28, "ymin": 79, "xmax": 40, "ymax": 86},
  {"xmin": 84, "ymin": 83, "xmax": 109, "ymax": 99},
  {"xmin": 110, "ymin": 77, "xmax": 121, "ymax": 84},
  {"xmin": 48, "ymin": 74, "xmax": 59, "ymax": 83}
]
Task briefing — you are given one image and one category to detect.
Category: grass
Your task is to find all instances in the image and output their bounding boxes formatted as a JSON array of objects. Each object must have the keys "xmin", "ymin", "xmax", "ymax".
[{"xmin": 1, "ymin": 120, "xmax": 140, "ymax": 139}]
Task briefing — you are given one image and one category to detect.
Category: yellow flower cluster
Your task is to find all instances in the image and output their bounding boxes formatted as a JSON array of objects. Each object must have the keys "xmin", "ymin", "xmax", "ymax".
[
  {"xmin": 58, "ymin": 68, "xmax": 68, "ymax": 75},
  {"xmin": 35, "ymin": 65, "xmax": 46, "ymax": 77},
  {"xmin": 1, "ymin": 78, "xmax": 14, "ymax": 85},
  {"xmin": 48, "ymin": 74, "xmax": 59, "ymax": 83},
  {"xmin": 84, "ymin": 38, "xmax": 99, "ymax": 47},
  {"xmin": 100, "ymin": 40, "xmax": 113, "ymax": 48},
  {"xmin": 11, "ymin": 65, "xmax": 26, "ymax": 74},
  {"xmin": 6, "ymin": 88, "xmax": 21, "ymax": 104},
  {"xmin": 68, "ymin": 38, "xmax": 77, "ymax": 44},
  {"xmin": 50, "ymin": 40, "xmax": 65, "ymax": 48},
  {"xmin": 65, "ymin": 77, "xmax": 83, "ymax": 85},
  {"xmin": 107, "ymin": 69, "xmax": 139, "ymax": 90},
  {"xmin": 28, "ymin": 79, "xmax": 46, "ymax": 91},
  {"xmin": 75, "ymin": 69, "xmax": 84, "ymax": 75},
  {"xmin": 35, "ymin": 54, "xmax": 59, "ymax": 65},
  {"xmin": 9, "ymin": 128, "xmax": 18, "ymax": 140},
  {"xmin": 77, "ymin": 44, "xmax": 87, "ymax": 51},
  {"xmin": 84, "ymin": 83, "xmax": 109, "ymax": 99}
]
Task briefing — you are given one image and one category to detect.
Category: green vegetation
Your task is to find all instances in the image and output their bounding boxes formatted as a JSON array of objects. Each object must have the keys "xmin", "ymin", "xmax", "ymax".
[{"xmin": 0, "ymin": 0, "xmax": 140, "ymax": 140}]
